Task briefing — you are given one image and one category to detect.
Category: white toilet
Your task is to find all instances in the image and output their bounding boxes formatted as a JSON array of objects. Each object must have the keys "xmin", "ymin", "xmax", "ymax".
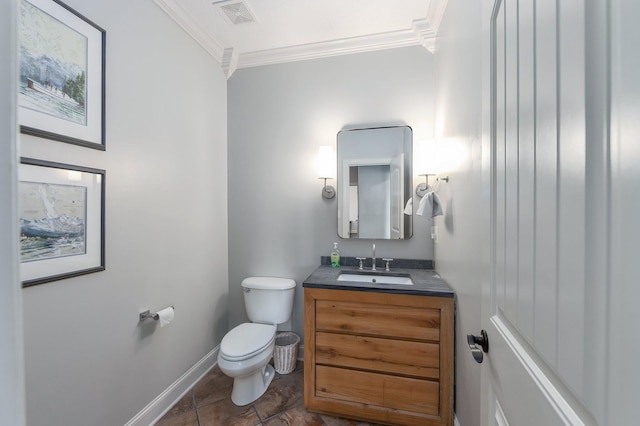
[{"xmin": 217, "ymin": 276, "xmax": 296, "ymax": 406}]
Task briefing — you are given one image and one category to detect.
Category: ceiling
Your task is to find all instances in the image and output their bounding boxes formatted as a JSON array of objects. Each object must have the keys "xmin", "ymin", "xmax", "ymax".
[{"xmin": 153, "ymin": 0, "xmax": 449, "ymax": 78}]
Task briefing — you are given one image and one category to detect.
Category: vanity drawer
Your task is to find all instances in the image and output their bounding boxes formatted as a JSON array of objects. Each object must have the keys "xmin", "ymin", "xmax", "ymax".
[
  {"xmin": 315, "ymin": 299, "xmax": 441, "ymax": 341},
  {"xmin": 315, "ymin": 331, "xmax": 440, "ymax": 379},
  {"xmin": 315, "ymin": 365, "xmax": 440, "ymax": 416}
]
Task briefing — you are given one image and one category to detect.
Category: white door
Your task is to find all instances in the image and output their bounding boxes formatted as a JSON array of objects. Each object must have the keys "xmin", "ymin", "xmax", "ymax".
[{"xmin": 478, "ymin": 0, "xmax": 622, "ymax": 424}]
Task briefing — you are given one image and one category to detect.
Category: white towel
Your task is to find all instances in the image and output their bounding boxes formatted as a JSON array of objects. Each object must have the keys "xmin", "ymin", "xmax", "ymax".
[
  {"xmin": 416, "ymin": 191, "xmax": 443, "ymax": 218},
  {"xmin": 403, "ymin": 197, "xmax": 413, "ymax": 215}
]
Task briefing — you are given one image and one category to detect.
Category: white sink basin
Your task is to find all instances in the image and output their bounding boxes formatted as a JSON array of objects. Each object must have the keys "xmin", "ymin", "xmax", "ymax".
[{"xmin": 337, "ymin": 273, "xmax": 414, "ymax": 285}]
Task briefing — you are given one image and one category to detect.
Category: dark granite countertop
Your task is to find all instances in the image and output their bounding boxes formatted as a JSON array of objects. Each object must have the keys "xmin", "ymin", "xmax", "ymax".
[{"xmin": 302, "ymin": 264, "xmax": 454, "ymax": 298}]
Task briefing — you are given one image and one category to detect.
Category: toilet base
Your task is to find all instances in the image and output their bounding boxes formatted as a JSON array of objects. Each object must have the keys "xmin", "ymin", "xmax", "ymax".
[{"xmin": 231, "ymin": 363, "xmax": 275, "ymax": 406}]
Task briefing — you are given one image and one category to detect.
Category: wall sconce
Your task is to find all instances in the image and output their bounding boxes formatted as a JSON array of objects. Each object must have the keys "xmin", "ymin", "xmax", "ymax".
[
  {"xmin": 415, "ymin": 174, "xmax": 434, "ymax": 197},
  {"xmin": 317, "ymin": 145, "xmax": 336, "ymax": 199},
  {"xmin": 415, "ymin": 174, "xmax": 449, "ymax": 197},
  {"xmin": 415, "ymin": 139, "xmax": 449, "ymax": 197}
]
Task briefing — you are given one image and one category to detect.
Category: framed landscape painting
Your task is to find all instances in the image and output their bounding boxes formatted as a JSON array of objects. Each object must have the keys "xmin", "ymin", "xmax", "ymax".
[
  {"xmin": 18, "ymin": 0, "xmax": 106, "ymax": 150},
  {"xmin": 20, "ymin": 158, "xmax": 105, "ymax": 287}
]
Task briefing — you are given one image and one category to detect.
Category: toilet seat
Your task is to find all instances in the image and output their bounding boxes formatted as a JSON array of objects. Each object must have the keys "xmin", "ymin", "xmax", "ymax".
[{"xmin": 220, "ymin": 323, "xmax": 276, "ymax": 361}]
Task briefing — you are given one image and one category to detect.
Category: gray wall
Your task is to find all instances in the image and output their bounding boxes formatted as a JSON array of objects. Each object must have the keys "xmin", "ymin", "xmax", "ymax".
[
  {"xmin": 228, "ymin": 46, "xmax": 436, "ymax": 340},
  {"xmin": 432, "ymin": 0, "xmax": 484, "ymax": 425},
  {"xmin": 18, "ymin": 0, "xmax": 228, "ymax": 424}
]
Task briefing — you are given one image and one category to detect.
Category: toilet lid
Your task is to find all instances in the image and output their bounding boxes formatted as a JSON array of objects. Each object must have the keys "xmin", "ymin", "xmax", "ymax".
[{"xmin": 220, "ymin": 323, "xmax": 276, "ymax": 361}]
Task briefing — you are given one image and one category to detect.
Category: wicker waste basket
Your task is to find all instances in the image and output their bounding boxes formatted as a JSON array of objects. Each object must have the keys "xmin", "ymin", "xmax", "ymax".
[{"xmin": 273, "ymin": 332, "xmax": 300, "ymax": 374}]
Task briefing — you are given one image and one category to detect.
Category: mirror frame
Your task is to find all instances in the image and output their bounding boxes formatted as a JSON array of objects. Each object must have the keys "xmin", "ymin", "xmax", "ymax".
[{"xmin": 336, "ymin": 125, "xmax": 413, "ymax": 240}]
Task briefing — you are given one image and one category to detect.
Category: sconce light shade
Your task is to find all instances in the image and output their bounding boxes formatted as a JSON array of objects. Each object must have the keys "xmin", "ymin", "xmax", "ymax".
[
  {"xmin": 317, "ymin": 146, "xmax": 336, "ymax": 178},
  {"xmin": 415, "ymin": 139, "xmax": 439, "ymax": 176},
  {"xmin": 414, "ymin": 139, "xmax": 449, "ymax": 197},
  {"xmin": 317, "ymin": 146, "xmax": 336, "ymax": 199}
]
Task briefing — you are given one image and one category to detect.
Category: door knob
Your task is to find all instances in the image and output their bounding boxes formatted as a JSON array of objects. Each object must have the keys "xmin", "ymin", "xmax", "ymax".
[{"xmin": 467, "ymin": 329, "xmax": 489, "ymax": 363}]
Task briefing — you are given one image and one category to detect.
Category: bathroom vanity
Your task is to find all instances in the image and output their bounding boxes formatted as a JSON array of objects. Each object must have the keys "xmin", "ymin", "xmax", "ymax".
[{"xmin": 303, "ymin": 264, "xmax": 455, "ymax": 426}]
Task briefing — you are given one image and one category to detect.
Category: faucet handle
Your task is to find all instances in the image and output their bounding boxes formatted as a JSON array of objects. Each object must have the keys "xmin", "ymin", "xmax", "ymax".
[
  {"xmin": 382, "ymin": 258, "xmax": 394, "ymax": 271},
  {"xmin": 355, "ymin": 257, "xmax": 366, "ymax": 270}
]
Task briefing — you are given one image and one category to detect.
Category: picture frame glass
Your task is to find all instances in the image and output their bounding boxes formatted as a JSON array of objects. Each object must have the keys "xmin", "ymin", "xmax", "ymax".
[
  {"xmin": 19, "ymin": 159, "xmax": 105, "ymax": 286},
  {"xmin": 18, "ymin": 0, "xmax": 105, "ymax": 149}
]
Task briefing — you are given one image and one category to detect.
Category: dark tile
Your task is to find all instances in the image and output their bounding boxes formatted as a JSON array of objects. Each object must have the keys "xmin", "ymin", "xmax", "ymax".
[
  {"xmin": 155, "ymin": 409, "xmax": 199, "ymax": 426},
  {"xmin": 193, "ymin": 365, "xmax": 234, "ymax": 407},
  {"xmin": 263, "ymin": 406, "xmax": 325, "ymax": 426},
  {"xmin": 197, "ymin": 398, "xmax": 261, "ymax": 426},
  {"xmin": 157, "ymin": 360, "xmax": 317, "ymax": 426},
  {"xmin": 253, "ymin": 368, "xmax": 304, "ymax": 420},
  {"xmin": 164, "ymin": 391, "xmax": 195, "ymax": 418},
  {"xmin": 290, "ymin": 359, "xmax": 304, "ymax": 373}
]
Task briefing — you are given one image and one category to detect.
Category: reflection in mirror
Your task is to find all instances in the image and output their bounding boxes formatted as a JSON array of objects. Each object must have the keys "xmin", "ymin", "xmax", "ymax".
[{"xmin": 337, "ymin": 126, "xmax": 412, "ymax": 240}]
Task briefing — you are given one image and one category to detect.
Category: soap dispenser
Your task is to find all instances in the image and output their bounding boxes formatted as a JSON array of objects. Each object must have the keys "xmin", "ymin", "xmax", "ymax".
[{"xmin": 330, "ymin": 242, "xmax": 341, "ymax": 268}]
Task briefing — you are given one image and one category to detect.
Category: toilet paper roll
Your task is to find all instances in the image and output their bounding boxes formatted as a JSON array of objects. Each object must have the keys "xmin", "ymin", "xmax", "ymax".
[{"xmin": 158, "ymin": 307, "xmax": 174, "ymax": 328}]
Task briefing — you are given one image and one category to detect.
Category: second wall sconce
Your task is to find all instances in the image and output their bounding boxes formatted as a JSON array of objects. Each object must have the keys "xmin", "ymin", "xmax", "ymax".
[
  {"xmin": 415, "ymin": 174, "xmax": 435, "ymax": 197},
  {"xmin": 416, "ymin": 174, "xmax": 450, "ymax": 197},
  {"xmin": 318, "ymin": 145, "xmax": 336, "ymax": 199}
]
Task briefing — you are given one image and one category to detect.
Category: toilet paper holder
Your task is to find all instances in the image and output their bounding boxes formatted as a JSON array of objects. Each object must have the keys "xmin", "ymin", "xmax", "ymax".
[{"xmin": 139, "ymin": 306, "xmax": 174, "ymax": 322}]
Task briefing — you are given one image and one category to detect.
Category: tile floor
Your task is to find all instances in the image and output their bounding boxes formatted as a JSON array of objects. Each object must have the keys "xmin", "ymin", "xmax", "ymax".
[{"xmin": 155, "ymin": 361, "xmax": 383, "ymax": 426}]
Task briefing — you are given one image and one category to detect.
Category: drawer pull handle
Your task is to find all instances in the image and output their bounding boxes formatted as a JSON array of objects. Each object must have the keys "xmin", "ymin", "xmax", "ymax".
[{"xmin": 467, "ymin": 330, "xmax": 489, "ymax": 363}]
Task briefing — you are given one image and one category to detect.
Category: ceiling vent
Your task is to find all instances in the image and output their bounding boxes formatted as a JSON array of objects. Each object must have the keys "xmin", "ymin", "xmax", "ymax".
[{"xmin": 213, "ymin": 0, "xmax": 257, "ymax": 25}]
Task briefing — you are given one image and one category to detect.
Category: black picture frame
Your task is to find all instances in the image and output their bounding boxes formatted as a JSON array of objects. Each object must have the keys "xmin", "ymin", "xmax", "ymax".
[
  {"xmin": 18, "ymin": 0, "xmax": 106, "ymax": 150},
  {"xmin": 19, "ymin": 157, "xmax": 105, "ymax": 287}
]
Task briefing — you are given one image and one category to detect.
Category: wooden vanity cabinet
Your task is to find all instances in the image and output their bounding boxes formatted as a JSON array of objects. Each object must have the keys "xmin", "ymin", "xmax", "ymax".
[{"xmin": 304, "ymin": 288, "xmax": 454, "ymax": 426}]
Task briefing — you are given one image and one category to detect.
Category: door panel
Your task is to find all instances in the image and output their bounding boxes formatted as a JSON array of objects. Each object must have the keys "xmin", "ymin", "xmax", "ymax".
[
  {"xmin": 484, "ymin": 0, "xmax": 595, "ymax": 424},
  {"xmin": 493, "ymin": 399, "xmax": 509, "ymax": 426},
  {"xmin": 516, "ymin": 0, "xmax": 535, "ymax": 343},
  {"xmin": 493, "ymin": 0, "xmax": 506, "ymax": 315},
  {"xmin": 608, "ymin": 0, "xmax": 640, "ymax": 423},
  {"xmin": 488, "ymin": 316, "xmax": 584, "ymax": 425},
  {"xmin": 531, "ymin": 0, "xmax": 558, "ymax": 368},
  {"xmin": 556, "ymin": 0, "xmax": 587, "ymax": 394},
  {"xmin": 503, "ymin": 0, "xmax": 519, "ymax": 325}
]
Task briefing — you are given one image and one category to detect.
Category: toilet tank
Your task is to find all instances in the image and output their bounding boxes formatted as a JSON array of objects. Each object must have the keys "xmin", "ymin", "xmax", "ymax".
[{"xmin": 241, "ymin": 277, "xmax": 296, "ymax": 324}]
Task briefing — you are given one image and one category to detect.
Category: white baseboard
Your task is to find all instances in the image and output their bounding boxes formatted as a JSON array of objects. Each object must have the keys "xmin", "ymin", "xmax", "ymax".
[
  {"xmin": 455, "ymin": 413, "xmax": 461, "ymax": 426},
  {"xmin": 124, "ymin": 345, "xmax": 219, "ymax": 426}
]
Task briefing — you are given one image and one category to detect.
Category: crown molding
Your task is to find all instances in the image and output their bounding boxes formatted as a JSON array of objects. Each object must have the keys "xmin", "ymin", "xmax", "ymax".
[
  {"xmin": 237, "ymin": 28, "xmax": 425, "ymax": 70},
  {"xmin": 427, "ymin": 0, "xmax": 449, "ymax": 32},
  {"xmin": 153, "ymin": 0, "xmax": 450, "ymax": 74},
  {"xmin": 424, "ymin": 0, "xmax": 450, "ymax": 52},
  {"xmin": 412, "ymin": 18, "xmax": 438, "ymax": 53},
  {"xmin": 153, "ymin": 0, "xmax": 225, "ymax": 62},
  {"xmin": 221, "ymin": 47, "xmax": 239, "ymax": 78}
]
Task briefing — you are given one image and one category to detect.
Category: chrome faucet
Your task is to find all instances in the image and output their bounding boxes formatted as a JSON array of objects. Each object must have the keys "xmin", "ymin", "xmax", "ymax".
[{"xmin": 371, "ymin": 243, "xmax": 376, "ymax": 271}]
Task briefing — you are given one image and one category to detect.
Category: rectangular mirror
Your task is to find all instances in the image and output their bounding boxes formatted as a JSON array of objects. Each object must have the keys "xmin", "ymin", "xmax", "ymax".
[{"xmin": 337, "ymin": 126, "xmax": 412, "ymax": 239}]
